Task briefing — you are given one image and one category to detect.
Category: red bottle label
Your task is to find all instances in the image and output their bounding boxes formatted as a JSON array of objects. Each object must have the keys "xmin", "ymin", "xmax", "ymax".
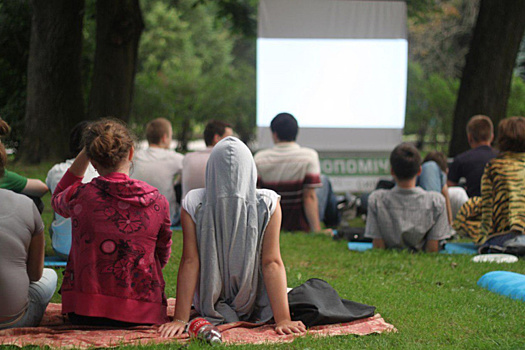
[{"xmin": 188, "ymin": 318, "xmax": 210, "ymax": 337}]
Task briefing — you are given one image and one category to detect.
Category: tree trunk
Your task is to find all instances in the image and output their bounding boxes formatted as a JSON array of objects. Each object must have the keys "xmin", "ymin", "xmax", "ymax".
[
  {"xmin": 176, "ymin": 117, "xmax": 191, "ymax": 153},
  {"xmin": 87, "ymin": 0, "xmax": 144, "ymax": 122},
  {"xmin": 21, "ymin": 0, "xmax": 85, "ymax": 163},
  {"xmin": 448, "ymin": 0, "xmax": 525, "ymax": 157}
]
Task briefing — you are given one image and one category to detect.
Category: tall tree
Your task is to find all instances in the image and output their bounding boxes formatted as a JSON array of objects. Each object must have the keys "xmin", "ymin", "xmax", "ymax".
[
  {"xmin": 87, "ymin": 0, "xmax": 143, "ymax": 121},
  {"xmin": 449, "ymin": 0, "xmax": 525, "ymax": 157},
  {"xmin": 21, "ymin": 0, "xmax": 85, "ymax": 163}
]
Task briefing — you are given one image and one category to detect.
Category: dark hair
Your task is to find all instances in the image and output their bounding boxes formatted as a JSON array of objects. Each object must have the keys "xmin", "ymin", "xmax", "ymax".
[
  {"xmin": 497, "ymin": 116, "xmax": 525, "ymax": 153},
  {"xmin": 270, "ymin": 113, "xmax": 298, "ymax": 142},
  {"xmin": 69, "ymin": 121, "xmax": 91, "ymax": 157},
  {"xmin": 0, "ymin": 118, "xmax": 10, "ymax": 178},
  {"xmin": 145, "ymin": 118, "xmax": 172, "ymax": 145},
  {"xmin": 204, "ymin": 120, "xmax": 232, "ymax": 147},
  {"xmin": 390, "ymin": 143, "xmax": 421, "ymax": 180},
  {"xmin": 83, "ymin": 118, "xmax": 135, "ymax": 170},
  {"xmin": 423, "ymin": 151, "xmax": 448, "ymax": 173},
  {"xmin": 467, "ymin": 115, "xmax": 493, "ymax": 143}
]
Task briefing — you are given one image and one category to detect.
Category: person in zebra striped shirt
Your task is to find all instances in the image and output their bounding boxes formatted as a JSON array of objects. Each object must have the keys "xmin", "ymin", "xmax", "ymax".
[{"xmin": 478, "ymin": 116, "xmax": 525, "ymax": 254}]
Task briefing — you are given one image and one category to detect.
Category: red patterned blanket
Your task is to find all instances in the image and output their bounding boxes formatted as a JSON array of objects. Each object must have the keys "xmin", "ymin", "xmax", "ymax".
[{"xmin": 0, "ymin": 299, "xmax": 396, "ymax": 348}]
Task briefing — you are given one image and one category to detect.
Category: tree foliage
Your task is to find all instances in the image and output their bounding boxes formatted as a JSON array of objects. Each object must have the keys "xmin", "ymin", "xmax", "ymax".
[
  {"xmin": 405, "ymin": 62, "xmax": 458, "ymax": 151},
  {"xmin": 132, "ymin": 0, "xmax": 255, "ymax": 150},
  {"xmin": 408, "ymin": 0, "xmax": 479, "ymax": 78}
]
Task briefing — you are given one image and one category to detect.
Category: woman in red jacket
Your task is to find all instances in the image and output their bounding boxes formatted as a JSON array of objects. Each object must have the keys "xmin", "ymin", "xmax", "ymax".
[{"xmin": 52, "ymin": 119, "xmax": 172, "ymax": 326}]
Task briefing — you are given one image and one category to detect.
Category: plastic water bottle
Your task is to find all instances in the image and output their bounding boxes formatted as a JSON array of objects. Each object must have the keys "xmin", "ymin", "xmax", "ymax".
[{"xmin": 188, "ymin": 317, "xmax": 222, "ymax": 344}]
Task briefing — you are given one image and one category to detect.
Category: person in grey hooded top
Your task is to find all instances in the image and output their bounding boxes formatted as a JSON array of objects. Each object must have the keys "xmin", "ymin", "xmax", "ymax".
[{"xmin": 159, "ymin": 136, "xmax": 306, "ymax": 337}]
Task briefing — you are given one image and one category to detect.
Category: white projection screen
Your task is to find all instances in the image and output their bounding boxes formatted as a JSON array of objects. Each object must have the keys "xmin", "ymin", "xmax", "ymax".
[{"xmin": 256, "ymin": 0, "xmax": 408, "ymax": 152}]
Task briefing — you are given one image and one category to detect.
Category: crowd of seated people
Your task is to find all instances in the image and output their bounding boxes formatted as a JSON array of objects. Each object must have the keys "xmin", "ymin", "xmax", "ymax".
[{"xmin": 1, "ymin": 111, "xmax": 524, "ymax": 334}]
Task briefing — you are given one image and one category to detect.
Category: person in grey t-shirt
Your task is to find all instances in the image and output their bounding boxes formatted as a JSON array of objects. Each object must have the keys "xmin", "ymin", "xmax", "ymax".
[
  {"xmin": 0, "ymin": 121, "xmax": 57, "ymax": 330},
  {"xmin": 364, "ymin": 143, "xmax": 450, "ymax": 252}
]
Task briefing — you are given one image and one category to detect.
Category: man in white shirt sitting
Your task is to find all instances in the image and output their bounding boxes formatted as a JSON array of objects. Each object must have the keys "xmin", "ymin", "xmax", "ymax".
[
  {"xmin": 131, "ymin": 118, "xmax": 184, "ymax": 224},
  {"xmin": 181, "ymin": 120, "xmax": 233, "ymax": 199},
  {"xmin": 46, "ymin": 121, "xmax": 99, "ymax": 258}
]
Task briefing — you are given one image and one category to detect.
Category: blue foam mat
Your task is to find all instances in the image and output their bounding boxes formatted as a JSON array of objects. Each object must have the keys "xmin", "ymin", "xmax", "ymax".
[
  {"xmin": 347, "ymin": 242, "xmax": 373, "ymax": 252},
  {"xmin": 478, "ymin": 271, "xmax": 525, "ymax": 302},
  {"xmin": 347, "ymin": 241, "xmax": 478, "ymax": 254},
  {"xmin": 440, "ymin": 242, "xmax": 478, "ymax": 255},
  {"xmin": 44, "ymin": 256, "xmax": 67, "ymax": 267}
]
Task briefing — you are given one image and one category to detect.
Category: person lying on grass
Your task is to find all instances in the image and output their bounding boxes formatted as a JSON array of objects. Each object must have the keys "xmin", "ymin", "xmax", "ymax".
[
  {"xmin": 51, "ymin": 118, "xmax": 172, "ymax": 327},
  {"xmin": 364, "ymin": 143, "xmax": 451, "ymax": 252},
  {"xmin": 159, "ymin": 137, "xmax": 306, "ymax": 337}
]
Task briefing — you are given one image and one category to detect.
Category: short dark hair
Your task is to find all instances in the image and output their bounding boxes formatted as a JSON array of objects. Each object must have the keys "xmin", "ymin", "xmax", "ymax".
[
  {"xmin": 467, "ymin": 115, "xmax": 493, "ymax": 143},
  {"xmin": 270, "ymin": 113, "xmax": 298, "ymax": 142},
  {"xmin": 423, "ymin": 151, "xmax": 448, "ymax": 173},
  {"xmin": 69, "ymin": 121, "xmax": 91, "ymax": 158},
  {"xmin": 145, "ymin": 118, "xmax": 172, "ymax": 145},
  {"xmin": 390, "ymin": 143, "xmax": 421, "ymax": 180},
  {"xmin": 203, "ymin": 120, "xmax": 232, "ymax": 146},
  {"xmin": 497, "ymin": 116, "xmax": 525, "ymax": 153}
]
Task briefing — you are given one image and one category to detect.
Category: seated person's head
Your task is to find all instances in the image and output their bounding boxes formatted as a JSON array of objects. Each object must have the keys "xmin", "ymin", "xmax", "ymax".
[
  {"xmin": 497, "ymin": 116, "xmax": 525, "ymax": 153},
  {"xmin": 145, "ymin": 118, "xmax": 172, "ymax": 148},
  {"xmin": 467, "ymin": 115, "xmax": 493, "ymax": 147},
  {"xmin": 69, "ymin": 121, "xmax": 91, "ymax": 159},
  {"xmin": 204, "ymin": 120, "xmax": 233, "ymax": 147},
  {"xmin": 423, "ymin": 151, "xmax": 448, "ymax": 173},
  {"xmin": 390, "ymin": 143, "xmax": 422, "ymax": 182},
  {"xmin": 270, "ymin": 113, "xmax": 298, "ymax": 142},
  {"xmin": 83, "ymin": 119, "xmax": 135, "ymax": 173},
  {"xmin": 0, "ymin": 118, "xmax": 9, "ymax": 178}
]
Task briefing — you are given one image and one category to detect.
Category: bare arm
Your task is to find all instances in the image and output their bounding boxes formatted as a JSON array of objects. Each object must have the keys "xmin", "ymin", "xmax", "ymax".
[
  {"xmin": 303, "ymin": 187, "xmax": 322, "ymax": 232},
  {"xmin": 441, "ymin": 184, "xmax": 453, "ymax": 225},
  {"xmin": 262, "ymin": 202, "xmax": 306, "ymax": 335},
  {"xmin": 159, "ymin": 209, "xmax": 200, "ymax": 338},
  {"xmin": 68, "ymin": 148, "xmax": 90, "ymax": 178},
  {"xmin": 26, "ymin": 231, "xmax": 45, "ymax": 281},
  {"xmin": 22, "ymin": 179, "xmax": 49, "ymax": 198},
  {"xmin": 372, "ymin": 238, "xmax": 386, "ymax": 250},
  {"xmin": 51, "ymin": 149, "xmax": 89, "ymax": 218},
  {"xmin": 446, "ymin": 179, "xmax": 459, "ymax": 188}
]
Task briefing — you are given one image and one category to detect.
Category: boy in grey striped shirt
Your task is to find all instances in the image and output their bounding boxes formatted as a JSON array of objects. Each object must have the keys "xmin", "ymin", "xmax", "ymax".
[{"xmin": 364, "ymin": 143, "xmax": 450, "ymax": 252}]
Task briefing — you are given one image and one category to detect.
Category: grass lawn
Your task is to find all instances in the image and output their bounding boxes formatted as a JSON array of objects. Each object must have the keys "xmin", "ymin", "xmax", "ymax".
[{"xmin": 7, "ymin": 161, "xmax": 525, "ymax": 349}]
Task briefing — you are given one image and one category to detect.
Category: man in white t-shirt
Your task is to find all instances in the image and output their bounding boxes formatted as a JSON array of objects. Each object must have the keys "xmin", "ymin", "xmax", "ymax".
[
  {"xmin": 131, "ymin": 118, "xmax": 184, "ymax": 224},
  {"xmin": 46, "ymin": 121, "xmax": 99, "ymax": 258},
  {"xmin": 181, "ymin": 120, "xmax": 233, "ymax": 199}
]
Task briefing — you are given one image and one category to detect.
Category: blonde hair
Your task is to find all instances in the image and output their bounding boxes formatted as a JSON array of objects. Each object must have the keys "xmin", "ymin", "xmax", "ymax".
[
  {"xmin": 467, "ymin": 115, "xmax": 493, "ymax": 143},
  {"xmin": 146, "ymin": 118, "xmax": 172, "ymax": 145}
]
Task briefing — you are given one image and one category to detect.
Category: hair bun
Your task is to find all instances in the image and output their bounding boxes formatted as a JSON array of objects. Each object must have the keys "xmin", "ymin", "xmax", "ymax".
[
  {"xmin": 0, "ymin": 119, "xmax": 11, "ymax": 137},
  {"xmin": 83, "ymin": 118, "xmax": 134, "ymax": 170}
]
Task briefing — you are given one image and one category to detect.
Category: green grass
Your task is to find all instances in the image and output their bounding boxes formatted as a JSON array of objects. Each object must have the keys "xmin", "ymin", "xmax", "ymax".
[{"xmin": 7, "ymin": 162, "xmax": 525, "ymax": 349}]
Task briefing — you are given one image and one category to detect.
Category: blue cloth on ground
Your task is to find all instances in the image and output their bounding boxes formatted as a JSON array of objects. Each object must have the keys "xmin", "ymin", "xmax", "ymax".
[
  {"xmin": 44, "ymin": 256, "xmax": 67, "ymax": 267},
  {"xmin": 170, "ymin": 225, "xmax": 182, "ymax": 231},
  {"xmin": 348, "ymin": 242, "xmax": 373, "ymax": 252},
  {"xmin": 440, "ymin": 242, "xmax": 478, "ymax": 255},
  {"xmin": 348, "ymin": 241, "xmax": 478, "ymax": 254},
  {"xmin": 477, "ymin": 271, "xmax": 525, "ymax": 302}
]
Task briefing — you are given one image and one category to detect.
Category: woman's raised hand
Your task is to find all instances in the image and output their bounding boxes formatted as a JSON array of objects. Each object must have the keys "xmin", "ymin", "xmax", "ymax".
[{"xmin": 275, "ymin": 319, "xmax": 307, "ymax": 335}]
